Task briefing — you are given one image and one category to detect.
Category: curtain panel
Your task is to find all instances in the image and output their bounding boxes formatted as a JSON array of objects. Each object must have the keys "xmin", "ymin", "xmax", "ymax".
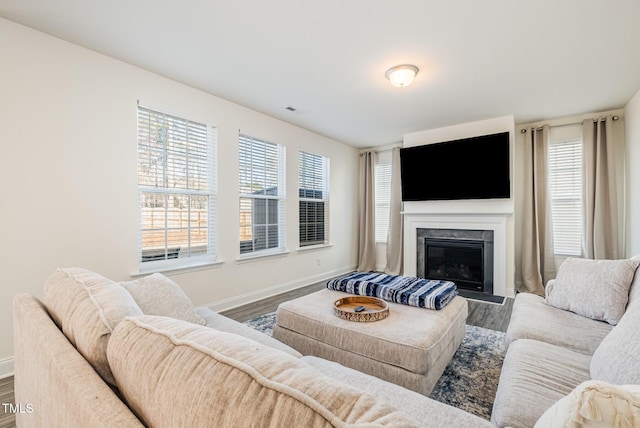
[
  {"xmin": 583, "ymin": 116, "xmax": 620, "ymax": 259},
  {"xmin": 520, "ymin": 125, "xmax": 556, "ymax": 295},
  {"xmin": 384, "ymin": 147, "xmax": 403, "ymax": 275},
  {"xmin": 357, "ymin": 151, "xmax": 377, "ymax": 272}
]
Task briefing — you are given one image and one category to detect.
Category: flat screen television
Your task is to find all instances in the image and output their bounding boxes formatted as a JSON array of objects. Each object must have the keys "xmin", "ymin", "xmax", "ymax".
[{"xmin": 400, "ymin": 131, "xmax": 510, "ymax": 201}]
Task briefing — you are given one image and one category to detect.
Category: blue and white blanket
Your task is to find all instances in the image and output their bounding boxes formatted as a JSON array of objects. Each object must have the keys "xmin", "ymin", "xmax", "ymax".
[{"xmin": 327, "ymin": 272, "xmax": 458, "ymax": 310}]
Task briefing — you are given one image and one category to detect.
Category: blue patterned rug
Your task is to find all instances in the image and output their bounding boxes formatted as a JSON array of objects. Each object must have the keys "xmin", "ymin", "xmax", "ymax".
[{"xmin": 244, "ymin": 312, "xmax": 505, "ymax": 421}]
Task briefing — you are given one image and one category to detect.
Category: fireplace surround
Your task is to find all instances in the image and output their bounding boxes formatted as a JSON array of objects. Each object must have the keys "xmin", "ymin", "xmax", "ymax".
[{"xmin": 403, "ymin": 212, "xmax": 512, "ymax": 299}]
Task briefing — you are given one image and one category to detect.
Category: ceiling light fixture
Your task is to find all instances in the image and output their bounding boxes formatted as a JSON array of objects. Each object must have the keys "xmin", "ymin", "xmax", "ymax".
[{"xmin": 385, "ymin": 64, "xmax": 419, "ymax": 88}]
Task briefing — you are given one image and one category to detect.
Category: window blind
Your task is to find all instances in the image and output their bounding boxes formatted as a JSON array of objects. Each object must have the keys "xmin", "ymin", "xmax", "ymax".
[
  {"xmin": 548, "ymin": 138, "xmax": 583, "ymax": 256},
  {"xmin": 238, "ymin": 134, "xmax": 286, "ymax": 255},
  {"xmin": 137, "ymin": 106, "xmax": 217, "ymax": 266},
  {"xmin": 375, "ymin": 156, "xmax": 392, "ymax": 243},
  {"xmin": 298, "ymin": 151, "xmax": 329, "ymax": 247}
]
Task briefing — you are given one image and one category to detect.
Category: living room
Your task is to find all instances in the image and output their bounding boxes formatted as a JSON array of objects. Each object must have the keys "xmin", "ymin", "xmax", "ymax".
[{"xmin": 2, "ymin": 1, "xmax": 640, "ymax": 426}]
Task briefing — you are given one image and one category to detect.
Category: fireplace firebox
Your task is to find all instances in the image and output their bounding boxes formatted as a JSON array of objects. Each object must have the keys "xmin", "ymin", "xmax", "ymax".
[{"xmin": 417, "ymin": 228, "xmax": 494, "ymax": 297}]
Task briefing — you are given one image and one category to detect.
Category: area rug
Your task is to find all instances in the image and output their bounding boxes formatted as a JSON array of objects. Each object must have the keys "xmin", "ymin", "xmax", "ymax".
[{"xmin": 244, "ymin": 312, "xmax": 505, "ymax": 421}]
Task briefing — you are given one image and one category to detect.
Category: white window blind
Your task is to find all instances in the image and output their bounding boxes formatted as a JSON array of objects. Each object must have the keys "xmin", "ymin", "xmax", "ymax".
[
  {"xmin": 298, "ymin": 151, "xmax": 330, "ymax": 247},
  {"xmin": 375, "ymin": 152, "xmax": 392, "ymax": 243},
  {"xmin": 137, "ymin": 106, "xmax": 217, "ymax": 267},
  {"xmin": 238, "ymin": 134, "xmax": 286, "ymax": 255},
  {"xmin": 548, "ymin": 138, "xmax": 583, "ymax": 256}
]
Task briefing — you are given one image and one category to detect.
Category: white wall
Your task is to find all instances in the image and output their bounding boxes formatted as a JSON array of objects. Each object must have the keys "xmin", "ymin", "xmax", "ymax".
[
  {"xmin": 625, "ymin": 88, "xmax": 640, "ymax": 256},
  {"xmin": 0, "ymin": 18, "xmax": 359, "ymax": 375}
]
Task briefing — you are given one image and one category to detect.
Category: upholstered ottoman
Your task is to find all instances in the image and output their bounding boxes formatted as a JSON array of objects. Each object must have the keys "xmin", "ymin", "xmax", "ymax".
[{"xmin": 273, "ymin": 288, "xmax": 468, "ymax": 396}]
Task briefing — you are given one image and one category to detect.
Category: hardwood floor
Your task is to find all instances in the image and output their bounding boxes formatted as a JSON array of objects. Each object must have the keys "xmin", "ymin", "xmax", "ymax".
[
  {"xmin": 220, "ymin": 281, "xmax": 326, "ymax": 322},
  {"xmin": 0, "ymin": 282, "xmax": 513, "ymax": 428},
  {"xmin": 467, "ymin": 297, "xmax": 514, "ymax": 332},
  {"xmin": 0, "ymin": 376, "xmax": 16, "ymax": 428}
]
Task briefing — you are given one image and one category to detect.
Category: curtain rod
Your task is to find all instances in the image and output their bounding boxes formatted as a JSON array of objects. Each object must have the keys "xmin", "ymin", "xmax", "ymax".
[
  {"xmin": 520, "ymin": 115, "xmax": 619, "ymax": 133},
  {"xmin": 360, "ymin": 144, "xmax": 401, "ymax": 155}
]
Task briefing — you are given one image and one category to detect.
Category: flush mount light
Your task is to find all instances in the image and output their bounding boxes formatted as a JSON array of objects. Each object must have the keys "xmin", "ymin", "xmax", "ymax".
[{"xmin": 385, "ymin": 64, "xmax": 419, "ymax": 88}]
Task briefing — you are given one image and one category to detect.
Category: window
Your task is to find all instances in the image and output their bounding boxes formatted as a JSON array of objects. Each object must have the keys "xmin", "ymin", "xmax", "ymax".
[
  {"xmin": 298, "ymin": 151, "xmax": 329, "ymax": 247},
  {"xmin": 238, "ymin": 135, "xmax": 286, "ymax": 255},
  {"xmin": 548, "ymin": 134, "xmax": 583, "ymax": 256},
  {"xmin": 137, "ymin": 106, "xmax": 217, "ymax": 267},
  {"xmin": 375, "ymin": 151, "xmax": 392, "ymax": 243}
]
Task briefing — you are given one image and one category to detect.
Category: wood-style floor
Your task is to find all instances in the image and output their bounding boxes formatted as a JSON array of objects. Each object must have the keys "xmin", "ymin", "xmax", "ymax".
[
  {"xmin": 0, "ymin": 376, "xmax": 15, "ymax": 428},
  {"xmin": 0, "ymin": 283, "xmax": 513, "ymax": 428},
  {"xmin": 466, "ymin": 296, "xmax": 514, "ymax": 332}
]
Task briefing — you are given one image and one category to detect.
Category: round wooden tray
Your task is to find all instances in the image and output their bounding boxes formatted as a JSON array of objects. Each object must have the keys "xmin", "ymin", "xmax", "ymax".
[{"xmin": 333, "ymin": 296, "xmax": 389, "ymax": 322}]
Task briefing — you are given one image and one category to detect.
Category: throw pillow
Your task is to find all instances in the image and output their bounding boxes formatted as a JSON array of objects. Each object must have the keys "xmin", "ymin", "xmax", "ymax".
[
  {"xmin": 121, "ymin": 273, "xmax": 205, "ymax": 325},
  {"xmin": 545, "ymin": 257, "xmax": 640, "ymax": 325},
  {"xmin": 43, "ymin": 267, "xmax": 143, "ymax": 386},
  {"xmin": 535, "ymin": 380, "xmax": 640, "ymax": 428},
  {"xmin": 590, "ymin": 299, "xmax": 640, "ymax": 384}
]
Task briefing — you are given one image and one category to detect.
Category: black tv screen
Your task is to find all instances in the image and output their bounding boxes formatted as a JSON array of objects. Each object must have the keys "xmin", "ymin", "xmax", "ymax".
[{"xmin": 400, "ymin": 132, "xmax": 510, "ymax": 201}]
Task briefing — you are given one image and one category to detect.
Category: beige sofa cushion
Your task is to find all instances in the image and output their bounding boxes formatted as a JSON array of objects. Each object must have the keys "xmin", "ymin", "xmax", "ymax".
[
  {"xmin": 590, "ymin": 299, "xmax": 640, "ymax": 385},
  {"xmin": 194, "ymin": 306, "xmax": 302, "ymax": 358},
  {"xmin": 302, "ymin": 356, "xmax": 493, "ymax": 427},
  {"xmin": 491, "ymin": 339, "xmax": 591, "ymax": 428},
  {"xmin": 545, "ymin": 257, "xmax": 640, "ymax": 325},
  {"xmin": 107, "ymin": 315, "xmax": 422, "ymax": 427},
  {"xmin": 120, "ymin": 273, "xmax": 205, "ymax": 325},
  {"xmin": 535, "ymin": 380, "xmax": 640, "ymax": 428},
  {"xmin": 505, "ymin": 292, "xmax": 612, "ymax": 355},
  {"xmin": 43, "ymin": 267, "xmax": 142, "ymax": 386}
]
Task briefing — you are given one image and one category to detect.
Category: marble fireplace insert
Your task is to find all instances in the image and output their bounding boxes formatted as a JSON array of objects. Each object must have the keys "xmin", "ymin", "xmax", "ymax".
[{"xmin": 417, "ymin": 228, "xmax": 495, "ymax": 299}]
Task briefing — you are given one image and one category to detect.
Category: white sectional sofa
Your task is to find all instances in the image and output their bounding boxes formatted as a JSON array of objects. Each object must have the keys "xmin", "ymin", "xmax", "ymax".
[
  {"xmin": 492, "ymin": 256, "xmax": 640, "ymax": 427},
  {"xmin": 13, "ymin": 268, "xmax": 491, "ymax": 427},
  {"xmin": 13, "ymin": 261, "xmax": 640, "ymax": 427}
]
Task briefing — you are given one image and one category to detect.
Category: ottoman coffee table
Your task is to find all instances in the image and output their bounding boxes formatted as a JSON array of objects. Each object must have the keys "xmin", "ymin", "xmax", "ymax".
[{"xmin": 272, "ymin": 288, "xmax": 468, "ymax": 396}]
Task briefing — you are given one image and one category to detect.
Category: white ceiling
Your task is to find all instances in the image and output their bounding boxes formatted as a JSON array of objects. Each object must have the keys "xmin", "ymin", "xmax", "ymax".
[{"xmin": 2, "ymin": 0, "xmax": 640, "ymax": 148}]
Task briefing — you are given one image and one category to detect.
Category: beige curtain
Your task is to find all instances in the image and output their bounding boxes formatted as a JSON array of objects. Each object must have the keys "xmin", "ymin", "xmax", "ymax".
[
  {"xmin": 384, "ymin": 147, "xmax": 403, "ymax": 275},
  {"xmin": 357, "ymin": 151, "xmax": 376, "ymax": 271},
  {"xmin": 583, "ymin": 116, "xmax": 619, "ymax": 259},
  {"xmin": 520, "ymin": 125, "xmax": 556, "ymax": 295}
]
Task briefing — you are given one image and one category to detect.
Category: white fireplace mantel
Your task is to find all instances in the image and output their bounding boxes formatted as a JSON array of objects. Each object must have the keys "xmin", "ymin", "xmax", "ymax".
[{"xmin": 403, "ymin": 212, "xmax": 514, "ymax": 297}]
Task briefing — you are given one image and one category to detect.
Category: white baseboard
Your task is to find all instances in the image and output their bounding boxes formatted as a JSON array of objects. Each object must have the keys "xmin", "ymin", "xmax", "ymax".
[
  {"xmin": 205, "ymin": 265, "xmax": 356, "ymax": 312},
  {"xmin": 0, "ymin": 357, "xmax": 14, "ymax": 379}
]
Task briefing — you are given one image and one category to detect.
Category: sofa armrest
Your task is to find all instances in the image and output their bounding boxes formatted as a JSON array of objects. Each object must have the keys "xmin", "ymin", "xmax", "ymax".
[
  {"xmin": 544, "ymin": 279, "xmax": 555, "ymax": 298},
  {"xmin": 13, "ymin": 293, "xmax": 143, "ymax": 428}
]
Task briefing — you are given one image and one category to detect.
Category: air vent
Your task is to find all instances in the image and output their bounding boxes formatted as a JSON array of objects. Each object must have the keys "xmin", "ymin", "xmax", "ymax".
[{"xmin": 285, "ymin": 106, "xmax": 296, "ymax": 112}]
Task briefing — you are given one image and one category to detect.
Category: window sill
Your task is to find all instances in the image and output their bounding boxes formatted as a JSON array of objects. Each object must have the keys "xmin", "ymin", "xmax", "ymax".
[
  {"xmin": 296, "ymin": 243, "xmax": 333, "ymax": 252},
  {"xmin": 236, "ymin": 249, "xmax": 290, "ymax": 264},
  {"xmin": 131, "ymin": 259, "xmax": 224, "ymax": 278}
]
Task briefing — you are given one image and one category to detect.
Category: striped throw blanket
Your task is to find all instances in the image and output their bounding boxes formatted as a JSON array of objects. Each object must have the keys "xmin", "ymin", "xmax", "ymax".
[{"xmin": 327, "ymin": 272, "xmax": 458, "ymax": 310}]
